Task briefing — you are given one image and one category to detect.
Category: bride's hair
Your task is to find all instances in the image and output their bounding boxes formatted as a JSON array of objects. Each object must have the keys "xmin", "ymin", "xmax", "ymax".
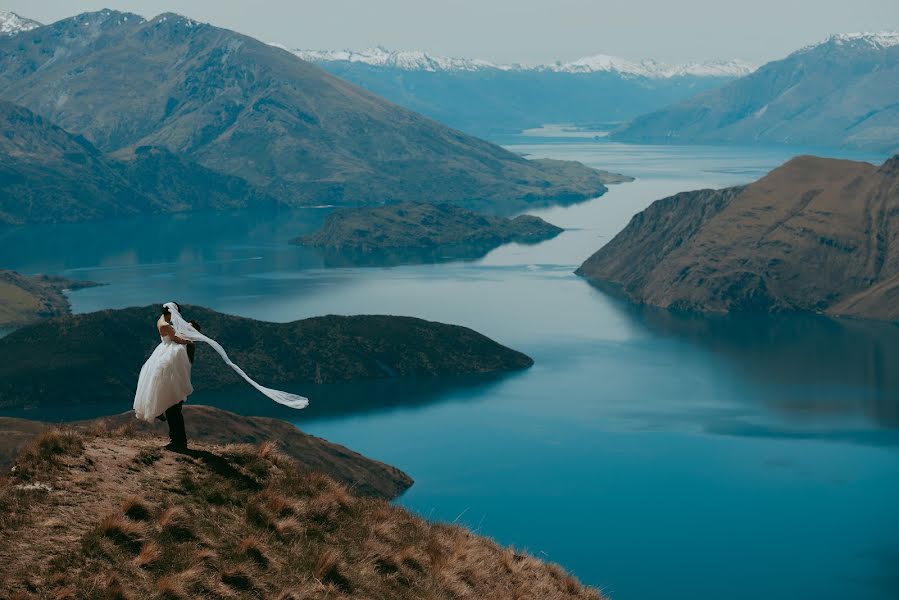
[{"xmin": 162, "ymin": 302, "xmax": 182, "ymax": 316}]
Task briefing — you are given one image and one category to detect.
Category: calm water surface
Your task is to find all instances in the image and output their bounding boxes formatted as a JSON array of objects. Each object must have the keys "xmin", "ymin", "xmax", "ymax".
[{"xmin": 2, "ymin": 141, "xmax": 897, "ymax": 600}]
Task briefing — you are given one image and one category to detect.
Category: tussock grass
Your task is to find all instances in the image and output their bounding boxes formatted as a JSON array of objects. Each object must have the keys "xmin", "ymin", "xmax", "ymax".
[
  {"xmin": 121, "ymin": 495, "xmax": 152, "ymax": 521},
  {"xmin": 98, "ymin": 514, "xmax": 145, "ymax": 554},
  {"xmin": 0, "ymin": 433, "xmax": 605, "ymax": 600},
  {"xmin": 14, "ymin": 428, "xmax": 84, "ymax": 481}
]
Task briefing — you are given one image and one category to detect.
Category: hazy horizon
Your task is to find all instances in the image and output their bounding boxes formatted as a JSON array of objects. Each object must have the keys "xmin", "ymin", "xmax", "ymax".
[{"xmin": 4, "ymin": 0, "xmax": 898, "ymax": 66}]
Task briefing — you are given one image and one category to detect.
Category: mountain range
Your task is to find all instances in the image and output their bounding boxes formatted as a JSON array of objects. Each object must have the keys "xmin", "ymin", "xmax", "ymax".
[
  {"xmin": 577, "ymin": 154, "xmax": 899, "ymax": 321},
  {"xmin": 292, "ymin": 46, "xmax": 753, "ymax": 136},
  {"xmin": 292, "ymin": 46, "xmax": 755, "ymax": 78},
  {"xmin": 612, "ymin": 32, "xmax": 899, "ymax": 154},
  {"xmin": 0, "ymin": 10, "xmax": 618, "ymax": 221}
]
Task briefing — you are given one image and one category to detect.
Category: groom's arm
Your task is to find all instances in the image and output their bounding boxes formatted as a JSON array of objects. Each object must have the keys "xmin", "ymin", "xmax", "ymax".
[{"xmin": 159, "ymin": 323, "xmax": 192, "ymax": 345}]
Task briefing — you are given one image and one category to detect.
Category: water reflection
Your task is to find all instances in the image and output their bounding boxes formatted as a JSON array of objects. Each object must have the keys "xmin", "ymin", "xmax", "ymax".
[
  {"xmin": 311, "ymin": 239, "xmax": 562, "ymax": 268},
  {"xmin": 612, "ymin": 296, "xmax": 899, "ymax": 428},
  {"xmin": 195, "ymin": 372, "xmax": 512, "ymax": 423}
]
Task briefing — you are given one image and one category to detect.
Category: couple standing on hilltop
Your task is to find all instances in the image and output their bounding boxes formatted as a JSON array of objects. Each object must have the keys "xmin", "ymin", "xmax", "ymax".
[{"xmin": 132, "ymin": 302, "xmax": 309, "ymax": 451}]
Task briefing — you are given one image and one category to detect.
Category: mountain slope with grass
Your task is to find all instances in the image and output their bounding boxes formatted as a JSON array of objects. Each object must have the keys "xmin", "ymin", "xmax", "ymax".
[
  {"xmin": 0, "ymin": 101, "xmax": 273, "ymax": 224},
  {"xmin": 576, "ymin": 154, "xmax": 899, "ymax": 320},
  {"xmin": 0, "ymin": 10, "xmax": 620, "ymax": 213},
  {"xmin": 0, "ymin": 270, "xmax": 99, "ymax": 326},
  {"xmin": 0, "ymin": 405, "xmax": 412, "ymax": 499},
  {"xmin": 0, "ymin": 425, "xmax": 603, "ymax": 599},
  {"xmin": 0, "ymin": 305, "xmax": 533, "ymax": 410}
]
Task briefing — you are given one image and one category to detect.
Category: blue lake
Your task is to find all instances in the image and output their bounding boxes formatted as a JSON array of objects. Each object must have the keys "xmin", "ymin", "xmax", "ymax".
[{"xmin": 2, "ymin": 140, "xmax": 898, "ymax": 600}]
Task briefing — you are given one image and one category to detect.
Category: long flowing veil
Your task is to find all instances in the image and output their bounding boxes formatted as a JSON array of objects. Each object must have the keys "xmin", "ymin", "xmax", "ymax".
[{"xmin": 164, "ymin": 302, "xmax": 309, "ymax": 410}]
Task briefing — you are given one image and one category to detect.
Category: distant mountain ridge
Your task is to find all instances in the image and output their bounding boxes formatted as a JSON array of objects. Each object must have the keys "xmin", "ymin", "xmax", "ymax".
[
  {"xmin": 577, "ymin": 154, "xmax": 899, "ymax": 321},
  {"xmin": 291, "ymin": 46, "xmax": 755, "ymax": 78},
  {"xmin": 0, "ymin": 10, "xmax": 617, "ymax": 213},
  {"xmin": 0, "ymin": 11, "xmax": 41, "ymax": 35},
  {"xmin": 289, "ymin": 46, "xmax": 749, "ymax": 136},
  {"xmin": 612, "ymin": 31, "xmax": 899, "ymax": 154}
]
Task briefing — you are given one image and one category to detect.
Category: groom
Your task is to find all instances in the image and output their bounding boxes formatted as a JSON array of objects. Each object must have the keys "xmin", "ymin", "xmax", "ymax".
[{"xmin": 159, "ymin": 320, "xmax": 201, "ymax": 452}]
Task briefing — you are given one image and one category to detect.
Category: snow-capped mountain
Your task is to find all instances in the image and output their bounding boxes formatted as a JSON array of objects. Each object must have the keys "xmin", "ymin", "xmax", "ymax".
[
  {"xmin": 0, "ymin": 11, "xmax": 41, "ymax": 35},
  {"xmin": 293, "ymin": 47, "xmax": 506, "ymax": 72},
  {"xmin": 797, "ymin": 30, "xmax": 899, "ymax": 53},
  {"xmin": 544, "ymin": 54, "xmax": 754, "ymax": 78},
  {"xmin": 612, "ymin": 30, "xmax": 899, "ymax": 154},
  {"xmin": 292, "ymin": 46, "xmax": 755, "ymax": 79}
]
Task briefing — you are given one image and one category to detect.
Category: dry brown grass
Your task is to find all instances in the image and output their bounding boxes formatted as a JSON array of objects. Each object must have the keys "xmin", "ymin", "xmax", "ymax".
[
  {"xmin": 13, "ymin": 428, "xmax": 84, "ymax": 481},
  {"xmin": 0, "ymin": 431, "xmax": 605, "ymax": 600}
]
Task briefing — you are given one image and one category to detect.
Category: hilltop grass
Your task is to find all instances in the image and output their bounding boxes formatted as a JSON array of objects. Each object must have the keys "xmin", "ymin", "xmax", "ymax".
[{"xmin": 0, "ymin": 427, "xmax": 604, "ymax": 599}]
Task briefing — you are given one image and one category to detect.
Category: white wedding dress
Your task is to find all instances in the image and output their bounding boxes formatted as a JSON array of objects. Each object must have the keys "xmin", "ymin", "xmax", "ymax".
[
  {"xmin": 132, "ymin": 303, "xmax": 308, "ymax": 421},
  {"xmin": 133, "ymin": 332, "xmax": 194, "ymax": 422}
]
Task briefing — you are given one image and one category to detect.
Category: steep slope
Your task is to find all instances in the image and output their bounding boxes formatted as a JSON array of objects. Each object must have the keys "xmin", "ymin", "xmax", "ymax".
[
  {"xmin": 612, "ymin": 33, "xmax": 899, "ymax": 154},
  {"xmin": 0, "ymin": 270, "xmax": 98, "ymax": 326},
  {"xmin": 296, "ymin": 47, "xmax": 749, "ymax": 136},
  {"xmin": 0, "ymin": 305, "xmax": 533, "ymax": 410},
  {"xmin": 577, "ymin": 155, "xmax": 899, "ymax": 320},
  {"xmin": 0, "ymin": 427, "xmax": 602, "ymax": 599},
  {"xmin": 0, "ymin": 10, "xmax": 616, "ymax": 211},
  {"xmin": 0, "ymin": 405, "xmax": 412, "ymax": 498},
  {"xmin": 0, "ymin": 101, "xmax": 272, "ymax": 224}
]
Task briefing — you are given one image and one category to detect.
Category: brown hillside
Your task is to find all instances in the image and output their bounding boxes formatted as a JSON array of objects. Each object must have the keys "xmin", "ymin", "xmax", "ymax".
[
  {"xmin": 577, "ymin": 155, "xmax": 899, "ymax": 320},
  {"xmin": 0, "ymin": 406, "xmax": 411, "ymax": 499},
  {"xmin": 0, "ymin": 427, "xmax": 603, "ymax": 599}
]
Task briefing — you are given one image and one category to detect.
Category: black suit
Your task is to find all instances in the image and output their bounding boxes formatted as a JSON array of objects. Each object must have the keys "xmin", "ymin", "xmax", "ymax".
[{"xmin": 164, "ymin": 338, "xmax": 196, "ymax": 450}]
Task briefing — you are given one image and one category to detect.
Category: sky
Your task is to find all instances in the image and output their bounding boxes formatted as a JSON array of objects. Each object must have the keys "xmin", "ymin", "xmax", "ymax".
[{"xmin": 5, "ymin": 0, "xmax": 899, "ymax": 65}]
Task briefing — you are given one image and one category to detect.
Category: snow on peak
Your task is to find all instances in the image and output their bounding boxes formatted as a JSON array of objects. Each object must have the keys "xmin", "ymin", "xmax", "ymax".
[
  {"xmin": 827, "ymin": 31, "xmax": 899, "ymax": 48},
  {"xmin": 292, "ymin": 47, "xmax": 504, "ymax": 72},
  {"xmin": 798, "ymin": 31, "xmax": 899, "ymax": 54},
  {"xmin": 0, "ymin": 11, "xmax": 42, "ymax": 36},
  {"xmin": 290, "ymin": 45, "xmax": 754, "ymax": 78},
  {"xmin": 547, "ymin": 54, "xmax": 754, "ymax": 77}
]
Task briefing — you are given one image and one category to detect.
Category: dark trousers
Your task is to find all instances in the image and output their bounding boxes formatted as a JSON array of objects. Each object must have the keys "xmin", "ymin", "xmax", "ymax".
[{"xmin": 165, "ymin": 401, "xmax": 187, "ymax": 449}]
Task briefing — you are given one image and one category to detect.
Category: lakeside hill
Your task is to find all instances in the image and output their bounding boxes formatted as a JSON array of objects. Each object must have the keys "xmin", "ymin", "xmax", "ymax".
[
  {"xmin": 0, "ymin": 101, "xmax": 272, "ymax": 224},
  {"xmin": 295, "ymin": 47, "xmax": 751, "ymax": 137},
  {"xmin": 576, "ymin": 155, "xmax": 899, "ymax": 320},
  {"xmin": 612, "ymin": 32, "xmax": 899, "ymax": 154},
  {"xmin": 0, "ymin": 405, "xmax": 411, "ymax": 499},
  {"xmin": 0, "ymin": 10, "xmax": 621, "ymax": 214},
  {"xmin": 0, "ymin": 305, "xmax": 533, "ymax": 410},
  {"xmin": 0, "ymin": 269, "xmax": 98, "ymax": 326},
  {"xmin": 0, "ymin": 426, "xmax": 602, "ymax": 599},
  {"xmin": 294, "ymin": 202, "xmax": 564, "ymax": 265}
]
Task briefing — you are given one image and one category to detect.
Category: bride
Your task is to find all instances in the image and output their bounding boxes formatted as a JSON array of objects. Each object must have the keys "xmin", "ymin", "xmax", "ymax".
[
  {"xmin": 133, "ymin": 302, "xmax": 194, "ymax": 424},
  {"xmin": 133, "ymin": 302, "xmax": 308, "ymax": 447}
]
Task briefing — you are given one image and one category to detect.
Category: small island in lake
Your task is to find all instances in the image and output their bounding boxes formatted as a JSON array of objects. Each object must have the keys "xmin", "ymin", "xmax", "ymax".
[
  {"xmin": 577, "ymin": 154, "xmax": 899, "ymax": 321},
  {"xmin": 294, "ymin": 202, "xmax": 563, "ymax": 266},
  {"xmin": 0, "ymin": 270, "xmax": 100, "ymax": 327}
]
